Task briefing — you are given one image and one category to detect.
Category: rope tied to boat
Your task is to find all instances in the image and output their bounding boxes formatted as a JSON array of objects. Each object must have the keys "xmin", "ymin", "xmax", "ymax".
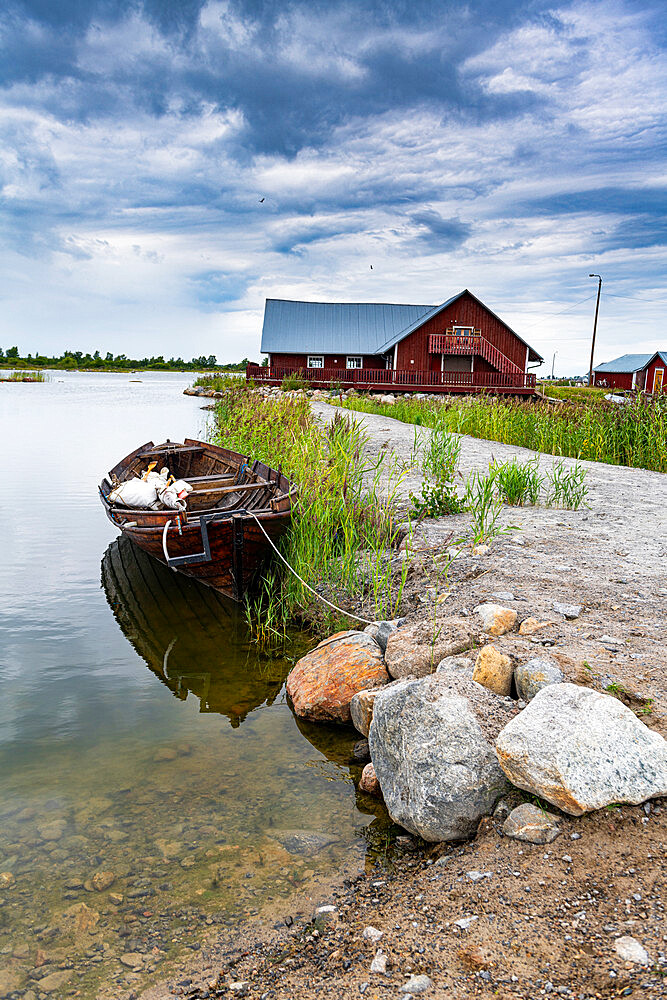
[
  {"xmin": 244, "ymin": 509, "xmax": 374, "ymax": 626},
  {"xmin": 162, "ymin": 509, "xmax": 374, "ymax": 625}
]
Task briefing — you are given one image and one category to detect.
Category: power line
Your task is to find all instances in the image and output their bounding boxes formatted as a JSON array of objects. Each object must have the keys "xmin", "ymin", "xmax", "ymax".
[
  {"xmin": 603, "ymin": 291, "xmax": 667, "ymax": 305},
  {"xmin": 520, "ymin": 293, "xmax": 597, "ymax": 331}
]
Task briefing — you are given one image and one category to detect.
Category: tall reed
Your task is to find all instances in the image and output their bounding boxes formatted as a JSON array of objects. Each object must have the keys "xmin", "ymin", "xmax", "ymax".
[
  {"xmin": 338, "ymin": 393, "xmax": 667, "ymax": 472},
  {"xmin": 208, "ymin": 387, "xmax": 408, "ymax": 637}
]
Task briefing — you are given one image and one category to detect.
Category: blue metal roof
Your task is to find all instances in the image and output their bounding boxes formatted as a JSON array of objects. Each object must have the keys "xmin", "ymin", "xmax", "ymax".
[
  {"xmin": 261, "ymin": 299, "xmax": 435, "ymax": 356},
  {"xmin": 594, "ymin": 353, "xmax": 654, "ymax": 373}
]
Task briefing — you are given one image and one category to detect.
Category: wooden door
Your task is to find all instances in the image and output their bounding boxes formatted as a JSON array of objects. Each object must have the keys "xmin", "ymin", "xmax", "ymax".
[{"xmin": 653, "ymin": 368, "xmax": 664, "ymax": 393}]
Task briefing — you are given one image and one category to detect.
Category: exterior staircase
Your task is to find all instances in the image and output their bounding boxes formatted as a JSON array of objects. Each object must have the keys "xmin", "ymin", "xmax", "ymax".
[{"xmin": 428, "ymin": 332, "xmax": 523, "ymax": 375}]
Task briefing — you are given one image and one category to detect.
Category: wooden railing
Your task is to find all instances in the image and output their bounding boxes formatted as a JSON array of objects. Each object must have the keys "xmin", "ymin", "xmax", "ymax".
[
  {"xmin": 246, "ymin": 365, "xmax": 536, "ymax": 392},
  {"xmin": 428, "ymin": 333, "xmax": 523, "ymax": 375}
]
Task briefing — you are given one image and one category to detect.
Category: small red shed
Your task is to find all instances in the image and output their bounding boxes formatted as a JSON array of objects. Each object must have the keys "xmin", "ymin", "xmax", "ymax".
[{"xmin": 593, "ymin": 352, "xmax": 667, "ymax": 393}]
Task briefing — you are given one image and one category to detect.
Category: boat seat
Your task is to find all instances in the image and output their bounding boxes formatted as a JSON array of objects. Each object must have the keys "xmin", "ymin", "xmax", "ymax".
[
  {"xmin": 139, "ymin": 445, "xmax": 205, "ymax": 458},
  {"xmin": 187, "ymin": 473, "xmax": 236, "ymax": 484},
  {"xmin": 191, "ymin": 481, "xmax": 271, "ymax": 498}
]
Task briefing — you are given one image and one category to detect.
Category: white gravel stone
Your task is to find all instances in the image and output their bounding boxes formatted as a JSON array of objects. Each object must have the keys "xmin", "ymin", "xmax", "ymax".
[
  {"xmin": 614, "ymin": 936, "xmax": 649, "ymax": 965},
  {"xmin": 362, "ymin": 925, "xmax": 383, "ymax": 942},
  {"xmin": 370, "ymin": 950, "xmax": 388, "ymax": 974},
  {"xmin": 400, "ymin": 974, "xmax": 433, "ymax": 994}
]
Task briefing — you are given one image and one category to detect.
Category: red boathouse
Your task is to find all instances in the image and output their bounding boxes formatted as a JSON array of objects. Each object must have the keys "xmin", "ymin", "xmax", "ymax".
[
  {"xmin": 246, "ymin": 290, "xmax": 543, "ymax": 394},
  {"xmin": 593, "ymin": 351, "xmax": 667, "ymax": 393}
]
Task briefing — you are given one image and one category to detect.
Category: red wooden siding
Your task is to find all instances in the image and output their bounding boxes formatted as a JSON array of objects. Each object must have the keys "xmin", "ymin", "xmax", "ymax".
[
  {"xmin": 593, "ymin": 371, "xmax": 634, "ymax": 390},
  {"xmin": 269, "ymin": 353, "xmax": 385, "ymax": 370},
  {"xmin": 394, "ymin": 293, "xmax": 528, "ymax": 372},
  {"xmin": 645, "ymin": 357, "xmax": 666, "ymax": 394}
]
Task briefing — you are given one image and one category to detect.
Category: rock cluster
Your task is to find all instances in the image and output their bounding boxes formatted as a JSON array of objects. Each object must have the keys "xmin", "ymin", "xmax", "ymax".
[{"xmin": 285, "ymin": 606, "xmax": 667, "ymax": 843}]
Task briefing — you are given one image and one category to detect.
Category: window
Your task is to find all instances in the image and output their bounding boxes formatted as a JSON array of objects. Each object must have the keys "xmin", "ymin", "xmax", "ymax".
[
  {"xmin": 346, "ymin": 356, "xmax": 362, "ymax": 369},
  {"xmin": 307, "ymin": 356, "xmax": 324, "ymax": 368},
  {"xmin": 453, "ymin": 326, "xmax": 474, "ymax": 338}
]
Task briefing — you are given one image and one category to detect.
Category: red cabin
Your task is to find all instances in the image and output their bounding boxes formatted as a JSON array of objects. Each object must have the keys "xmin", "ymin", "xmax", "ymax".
[
  {"xmin": 247, "ymin": 290, "xmax": 542, "ymax": 394},
  {"xmin": 593, "ymin": 352, "xmax": 667, "ymax": 393}
]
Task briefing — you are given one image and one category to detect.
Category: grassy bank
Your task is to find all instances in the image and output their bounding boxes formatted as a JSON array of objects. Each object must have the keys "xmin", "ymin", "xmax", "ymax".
[
  {"xmin": 192, "ymin": 373, "xmax": 245, "ymax": 391},
  {"xmin": 207, "ymin": 386, "xmax": 409, "ymax": 638},
  {"xmin": 0, "ymin": 370, "xmax": 47, "ymax": 382},
  {"xmin": 336, "ymin": 393, "xmax": 667, "ymax": 472}
]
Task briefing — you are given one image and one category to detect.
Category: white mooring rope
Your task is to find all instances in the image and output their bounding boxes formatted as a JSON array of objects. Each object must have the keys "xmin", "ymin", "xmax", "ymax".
[
  {"xmin": 244, "ymin": 509, "xmax": 373, "ymax": 626},
  {"xmin": 161, "ymin": 509, "xmax": 373, "ymax": 625}
]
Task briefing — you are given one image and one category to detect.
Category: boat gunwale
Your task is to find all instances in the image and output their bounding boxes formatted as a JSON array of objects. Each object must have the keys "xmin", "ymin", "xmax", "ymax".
[{"xmin": 99, "ymin": 437, "xmax": 293, "ymax": 532}]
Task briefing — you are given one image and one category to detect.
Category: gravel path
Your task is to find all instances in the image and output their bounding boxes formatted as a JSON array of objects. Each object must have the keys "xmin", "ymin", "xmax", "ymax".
[{"xmin": 312, "ymin": 399, "xmax": 667, "ymax": 582}]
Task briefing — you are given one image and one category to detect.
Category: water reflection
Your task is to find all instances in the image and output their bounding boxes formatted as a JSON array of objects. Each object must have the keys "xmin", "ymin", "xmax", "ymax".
[{"xmin": 101, "ymin": 536, "xmax": 286, "ymax": 727}]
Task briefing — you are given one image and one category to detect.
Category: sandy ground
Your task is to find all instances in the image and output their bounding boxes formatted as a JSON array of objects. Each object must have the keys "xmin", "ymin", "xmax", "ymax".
[{"xmin": 140, "ymin": 400, "xmax": 667, "ymax": 1000}]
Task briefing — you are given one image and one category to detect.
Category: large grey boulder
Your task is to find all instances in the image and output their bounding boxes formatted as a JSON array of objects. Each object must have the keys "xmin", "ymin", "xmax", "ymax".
[
  {"xmin": 369, "ymin": 675, "xmax": 511, "ymax": 842},
  {"xmin": 514, "ymin": 657, "xmax": 563, "ymax": 702},
  {"xmin": 495, "ymin": 683, "xmax": 667, "ymax": 815}
]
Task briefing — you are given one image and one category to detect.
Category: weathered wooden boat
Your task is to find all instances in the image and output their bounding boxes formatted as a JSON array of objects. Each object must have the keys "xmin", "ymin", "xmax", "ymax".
[
  {"xmin": 101, "ymin": 535, "xmax": 286, "ymax": 727},
  {"xmin": 99, "ymin": 437, "xmax": 294, "ymax": 599}
]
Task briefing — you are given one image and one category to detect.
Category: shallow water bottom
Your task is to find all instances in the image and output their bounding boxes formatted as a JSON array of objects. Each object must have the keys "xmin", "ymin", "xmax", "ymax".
[{"xmin": 0, "ymin": 703, "xmax": 390, "ymax": 998}]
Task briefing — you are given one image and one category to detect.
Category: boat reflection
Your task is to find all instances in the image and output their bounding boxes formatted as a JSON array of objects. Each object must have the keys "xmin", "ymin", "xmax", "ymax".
[{"xmin": 101, "ymin": 535, "xmax": 289, "ymax": 727}]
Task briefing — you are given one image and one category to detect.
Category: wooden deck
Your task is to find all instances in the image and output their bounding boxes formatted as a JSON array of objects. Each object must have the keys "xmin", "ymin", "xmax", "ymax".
[{"xmin": 247, "ymin": 365, "xmax": 536, "ymax": 395}]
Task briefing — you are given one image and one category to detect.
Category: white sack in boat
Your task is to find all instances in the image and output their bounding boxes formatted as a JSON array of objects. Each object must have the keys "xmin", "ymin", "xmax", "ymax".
[
  {"xmin": 157, "ymin": 483, "xmax": 187, "ymax": 511},
  {"xmin": 108, "ymin": 478, "xmax": 160, "ymax": 508},
  {"xmin": 171, "ymin": 479, "xmax": 193, "ymax": 500}
]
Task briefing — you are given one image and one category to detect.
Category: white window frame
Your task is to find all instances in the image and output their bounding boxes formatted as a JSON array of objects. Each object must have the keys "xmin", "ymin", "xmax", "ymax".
[
  {"xmin": 307, "ymin": 355, "xmax": 324, "ymax": 369},
  {"xmin": 346, "ymin": 356, "xmax": 362, "ymax": 369}
]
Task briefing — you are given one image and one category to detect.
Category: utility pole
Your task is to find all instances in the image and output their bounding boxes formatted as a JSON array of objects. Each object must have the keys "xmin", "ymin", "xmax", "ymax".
[{"xmin": 588, "ymin": 274, "xmax": 602, "ymax": 386}]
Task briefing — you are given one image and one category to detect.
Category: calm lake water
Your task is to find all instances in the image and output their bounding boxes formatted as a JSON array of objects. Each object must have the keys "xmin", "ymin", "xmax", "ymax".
[{"xmin": 0, "ymin": 372, "xmax": 386, "ymax": 998}]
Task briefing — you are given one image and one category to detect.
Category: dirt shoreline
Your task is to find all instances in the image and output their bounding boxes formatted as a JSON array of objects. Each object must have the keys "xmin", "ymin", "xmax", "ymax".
[{"xmin": 140, "ymin": 401, "xmax": 667, "ymax": 1000}]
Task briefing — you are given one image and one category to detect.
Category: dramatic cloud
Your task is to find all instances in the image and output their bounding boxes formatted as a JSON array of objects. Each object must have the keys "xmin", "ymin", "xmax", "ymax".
[{"xmin": 0, "ymin": 0, "xmax": 665, "ymax": 371}]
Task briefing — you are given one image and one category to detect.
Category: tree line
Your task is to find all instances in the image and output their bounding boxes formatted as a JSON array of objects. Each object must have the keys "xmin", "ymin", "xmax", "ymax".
[{"xmin": 0, "ymin": 347, "xmax": 254, "ymax": 372}]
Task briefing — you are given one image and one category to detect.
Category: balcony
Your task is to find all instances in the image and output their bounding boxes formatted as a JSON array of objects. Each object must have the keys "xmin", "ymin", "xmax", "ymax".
[
  {"xmin": 428, "ymin": 333, "xmax": 481, "ymax": 355},
  {"xmin": 246, "ymin": 365, "xmax": 536, "ymax": 394}
]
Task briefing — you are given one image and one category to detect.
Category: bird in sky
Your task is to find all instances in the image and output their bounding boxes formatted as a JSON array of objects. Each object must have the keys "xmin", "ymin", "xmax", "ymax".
[
  {"xmin": 259, "ymin": 197, "xmax": 265, "ymax": 203},
  {"xmin": 370, "ymin": 264, "xmax": 373, "ymax": 269}
]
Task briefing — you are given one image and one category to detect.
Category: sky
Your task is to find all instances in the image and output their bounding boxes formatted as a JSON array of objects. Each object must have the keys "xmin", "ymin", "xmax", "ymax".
[{"xmin": 1, "ymin": 0, "xmax": 665, "ymax": 373}]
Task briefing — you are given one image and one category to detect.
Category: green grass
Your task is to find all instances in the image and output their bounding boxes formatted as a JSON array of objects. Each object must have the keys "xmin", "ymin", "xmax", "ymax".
[
  {"xmin": 491, "ymin": 457, "xmax": 543, "ymax": 506},
  {"xmin": 207, "ymin": 386, "xmax": 409, "ymax": 639},
  {"xmin": 0, "ymin": 370, "xmax": 47, "ymax": 382},
  {"xmin": 192, "ymin": 373, "xmax": 245, "ymax": 391},
  {"xmin": 335, "ymin": 393, "xmax": 667, "ymax": 472},
  {"xmin": 537, "ymin": 384, "xmax": 608, "ymax": 401}
]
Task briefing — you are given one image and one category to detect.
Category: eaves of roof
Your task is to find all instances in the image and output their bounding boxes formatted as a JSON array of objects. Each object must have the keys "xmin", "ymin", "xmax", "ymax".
[{"xmin": 593, "ymin": 353, "xmax": 654, "ymax": 373}]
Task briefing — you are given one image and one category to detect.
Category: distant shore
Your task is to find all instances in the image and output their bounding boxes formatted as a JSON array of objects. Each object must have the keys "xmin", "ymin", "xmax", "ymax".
[{"xmin": 0, "ymin": 365, "xmax": 243, "ymax": 375}]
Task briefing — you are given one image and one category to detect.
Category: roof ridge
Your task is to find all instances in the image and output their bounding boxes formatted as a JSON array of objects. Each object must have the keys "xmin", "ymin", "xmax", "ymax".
[{"xmin": 265, "ymin": 297, "xmax": 435, "ymax": 308}]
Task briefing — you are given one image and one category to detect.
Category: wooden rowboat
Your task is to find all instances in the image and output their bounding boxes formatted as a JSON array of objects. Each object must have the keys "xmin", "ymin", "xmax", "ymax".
[{"xmin": 99, "ymin": 438, "xmax": 294, "ymax": 599}]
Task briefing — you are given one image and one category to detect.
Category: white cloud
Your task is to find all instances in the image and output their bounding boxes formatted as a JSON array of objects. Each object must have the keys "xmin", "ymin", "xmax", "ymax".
[{"xmin": 0, "ymin": 0, "xmax": 664, "ymax": 375}]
